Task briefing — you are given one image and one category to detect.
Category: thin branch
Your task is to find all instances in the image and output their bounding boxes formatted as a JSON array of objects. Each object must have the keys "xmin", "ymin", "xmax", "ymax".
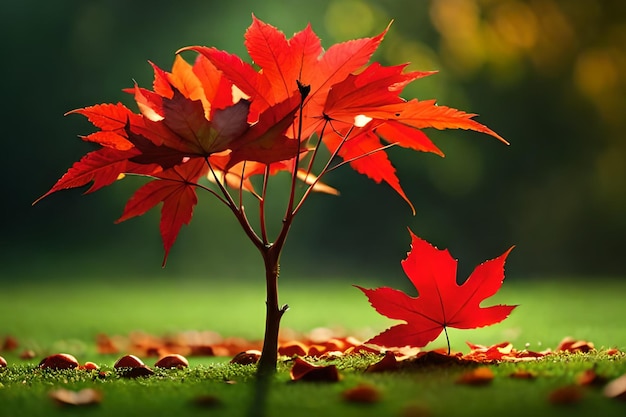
[
  {"xmin": 206, "ymin": 158, "xmax": 237, "ymax": 210},
  {"xmin": 193, "ymin": 182, "xmax": 230, "ymax": 207},
  {"xmin": 205, "ymin": 157, "xmax": 264, "ymax": 250},
  {"xmin": 292, "ymin": 121, "xmax": 354, "ymax": 216},
  {"xmin": 303, "ymin": 119, "xmax": 329, "ymax": 183},
  {"xmin": 238, "ymin": 160, "xmax": 247, "ymax": 210}
]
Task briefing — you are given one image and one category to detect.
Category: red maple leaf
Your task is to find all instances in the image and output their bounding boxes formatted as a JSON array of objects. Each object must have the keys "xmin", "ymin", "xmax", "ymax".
[
  {"xmin": 356, "ymin": 230, "xmax": 516, "ymax": 352},
  {"xmin": 115, "ymin": 158, "xmax": 208, "ymax": 265},
  {"xmin": 185, "ymin": 16, "xmax": 506, "ymax": 212}
]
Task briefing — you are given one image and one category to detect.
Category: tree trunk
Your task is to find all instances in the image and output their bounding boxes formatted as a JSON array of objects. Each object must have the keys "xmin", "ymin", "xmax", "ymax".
[{"xmin": 256, "ymin": 247, "xmax": 286, "ymax": 377}]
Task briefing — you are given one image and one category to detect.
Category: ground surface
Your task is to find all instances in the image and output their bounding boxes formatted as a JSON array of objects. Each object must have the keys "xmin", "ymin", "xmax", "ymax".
[{"xmin": 1, "ymin": 276, "xmax": 625, "ymax": 416}]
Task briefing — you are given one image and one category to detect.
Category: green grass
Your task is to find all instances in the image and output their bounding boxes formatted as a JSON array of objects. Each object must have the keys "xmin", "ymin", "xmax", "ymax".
[{"xmin": 1, "ymin": 275, "xmax": 626, "ymax": 416}]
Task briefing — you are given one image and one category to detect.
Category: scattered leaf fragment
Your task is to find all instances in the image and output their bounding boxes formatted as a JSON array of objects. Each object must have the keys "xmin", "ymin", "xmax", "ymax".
[
  {"xmin": 456, "ymin": 367, "xmax": 495, "ymax": 385},
  {"xmin": 0, "ymin": 356, "xmax": 6, "ymax": 368},
  {"xmin": 345, "ymin": 344, "xmax": 381, "ymax": 355},
  {"xmin": 604, "ymin": 374, "xmax": 626, "ymax": 401},
  {"xmin": 155, "ymin": 353, "xmax": 189, "ymax": 369},
  {"xmin": 290, "ymin": 357, "xmax": 341, "ymax": 382},
  {"xmin": 509, "ymin": 369, "xmax": 536, "ymax": 379},
  {"xmin": 20, "ymin": 349, "xmax": 36, "ymax": 359},
  {"xmin": 49, "ymin": 388, "xmax": 102, "ymax": 406},
  {"xmin": 96, "ymin": 333, "xmax": 120, "ymax": 354},
  {"xmin": 576, "ymin": 368, "xmax": 607, "ymax": 386},
  {"xmin": 319, "ymin": 351, "xmax": 343, "ymax": 360},
  {"xmin": 342, "ymin": 383, "xmax": 381, "ymax": 403},
  {"xmin": 279, "ymin": 341, "xmax": 307, "ymax": 357},
  {"xmin": 307, "ymin": 344, "xmax": 329, "ymax": 357},
  {"xmin": 39, "ymin": 353, "xmax": 79, "ymax": 370},
  {"xmin": 230, "ymin": 350, "xmax": 261, "ymax": 365},
  {"xmin": 556, "ymin": 337, "xmax": 594, "ymax": 353},
  {"xmin": 408, "ymin": 350, "xmax": 470, "ymax": 367},
  {"xmin": 192, "ymin": 394, "xmax": 222, "ymax": 408},
  {"xmin": 323, "ymin": 338, "xmax": 347, "ymax": 352},
  {"xmin": 548, "ymin": 386, "xmax": 584, "ymax": 405},
  {"xmin": 366, "ymin": 351, "xmax": 398, "ymax": 373},
  {"xmin": 2, "ymin": 335, "xmax": 19, "ymax": 351},
  {"xmin": 190, "ymin": 345, "xmax": 216, "ymax": 356}
]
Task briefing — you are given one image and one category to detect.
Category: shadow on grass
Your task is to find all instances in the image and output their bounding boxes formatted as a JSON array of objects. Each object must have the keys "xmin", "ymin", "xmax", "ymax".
[{"xmin": 248, "ymin": 372, "xmax": 272, "ymax": 417}]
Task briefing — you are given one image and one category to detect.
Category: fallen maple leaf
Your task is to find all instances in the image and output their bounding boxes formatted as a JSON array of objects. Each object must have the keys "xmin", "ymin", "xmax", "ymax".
[
  {"xmin": 289, "ymin": 357, "xmax": 341, "ymax": 382},
  {"xmin": 357, "ymin": 229, "xmax": 516, "ymax": 353},
  {"xmin": 555, "ymin": 337, "xmax": 595, "ymax": 353}
]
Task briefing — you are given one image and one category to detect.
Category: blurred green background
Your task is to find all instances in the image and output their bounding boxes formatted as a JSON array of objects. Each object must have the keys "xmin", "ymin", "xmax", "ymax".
[{"xmin": 3, "ymin": 0, "xmax": 625, "ymax": 288}]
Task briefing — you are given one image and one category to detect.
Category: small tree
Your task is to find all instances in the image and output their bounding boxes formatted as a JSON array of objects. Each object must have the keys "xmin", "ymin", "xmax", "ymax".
[{"xmin": 35, "ymin": 17, "xmax": 506, "ymax": 376}]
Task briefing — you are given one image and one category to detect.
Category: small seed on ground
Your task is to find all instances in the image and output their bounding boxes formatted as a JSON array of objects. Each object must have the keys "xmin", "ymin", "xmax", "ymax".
[
  {"xmin": 155, "ymin": 354, "xmax": 189, "ymax": 369},
  {"xmin": 230, "ymin": 350, "xmax": 261, "ymax": 365},
  {"xmin": 80, "ymin": 362, "xmax": 100, "ymax": 371},
  {"xmin": 113, "ymin": 354, "xmax": 145, "ymax": 368},
  {"xmin": 39, "ymin": 353, "xmax": 79, "ymax": 370},
  {"xmin": 114, "ymin": 354, "xmax": 154, "ymax": 378}
]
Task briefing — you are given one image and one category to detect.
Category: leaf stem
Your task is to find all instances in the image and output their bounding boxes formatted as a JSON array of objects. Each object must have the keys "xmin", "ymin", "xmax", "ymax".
[
  {"xmin": 292, "ymin": 121, "xmax": 353, "ymax": 216},
  {"xmin": 444, "ymin": 326, "xmax": 450, "ymax": 355},
  {"xmin": 325, "ymin": 142, "xmax": 398, "ymax": 174}
]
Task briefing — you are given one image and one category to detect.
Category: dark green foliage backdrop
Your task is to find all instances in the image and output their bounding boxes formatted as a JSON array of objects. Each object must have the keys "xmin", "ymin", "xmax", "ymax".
[{"xmin": 4, "ymin": 0, "xmax": 625, "ymax": 283}]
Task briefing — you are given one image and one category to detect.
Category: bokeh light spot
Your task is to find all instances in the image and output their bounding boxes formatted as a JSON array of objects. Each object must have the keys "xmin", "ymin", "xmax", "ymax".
[{"xmin": 325, "ymin": 0, "xmax": 377, "ymax": 40}]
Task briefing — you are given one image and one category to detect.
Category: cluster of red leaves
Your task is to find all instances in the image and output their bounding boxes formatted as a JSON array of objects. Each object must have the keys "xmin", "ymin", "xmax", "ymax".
[{"xmin": 35, "ymin": 16, "xmax": 505, "ymax": 264}]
